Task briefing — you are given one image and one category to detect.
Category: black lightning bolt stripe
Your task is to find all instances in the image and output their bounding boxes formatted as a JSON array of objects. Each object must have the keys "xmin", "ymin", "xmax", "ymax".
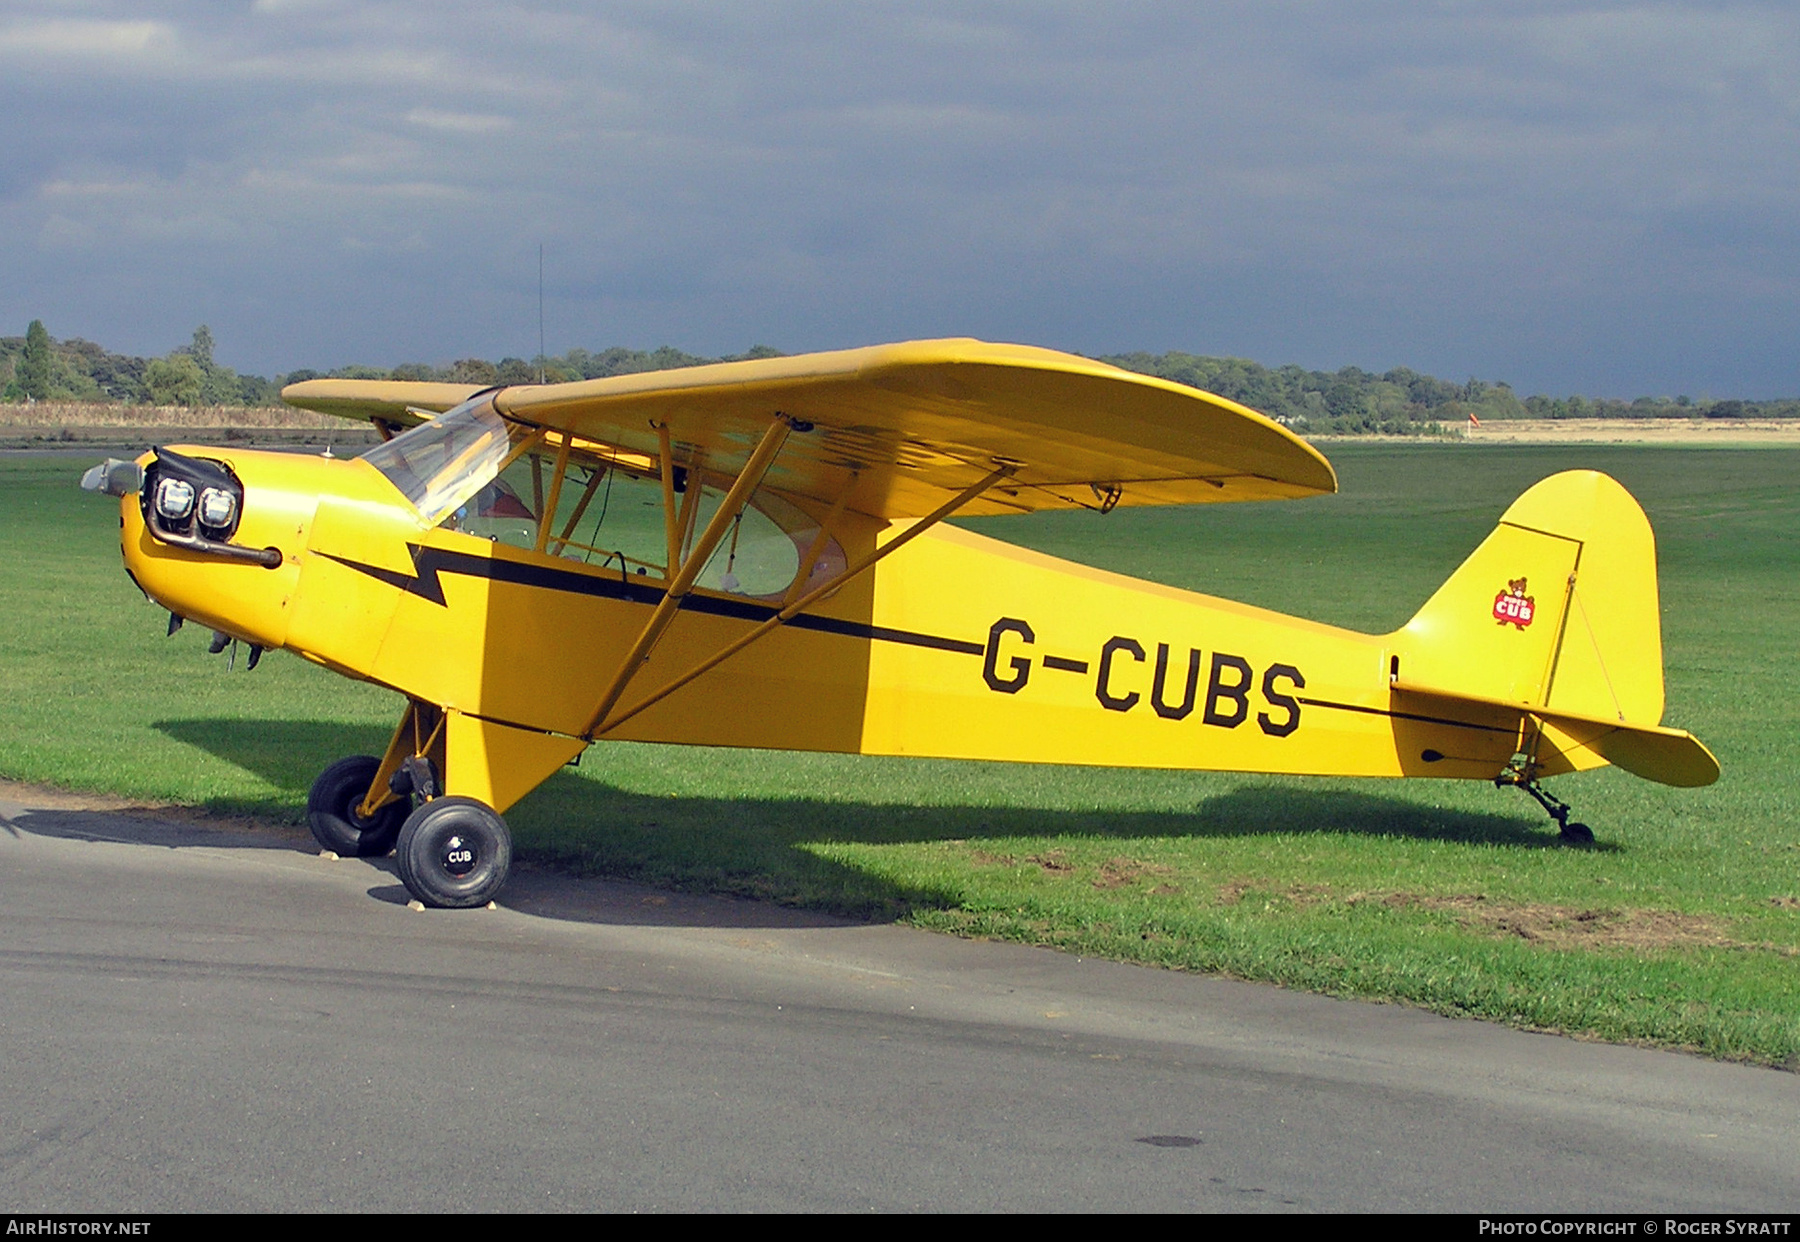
[{"xmin": 318, "ymin": 546, "xmax": 984, "ymax": 656}]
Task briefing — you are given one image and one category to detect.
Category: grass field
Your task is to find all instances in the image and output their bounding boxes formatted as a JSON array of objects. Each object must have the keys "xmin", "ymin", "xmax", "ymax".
[{"xmin": 2, "ymin": 444, "xmax": 1795, "ymax": 1064}]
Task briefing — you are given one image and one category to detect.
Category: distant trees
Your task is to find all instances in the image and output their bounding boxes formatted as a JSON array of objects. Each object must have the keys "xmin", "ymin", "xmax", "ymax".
[
  {"xmin": 17, "ymin": 320, "xmax": 53, "ymax": 399},
  {"xmin": 160, "ymin": 324, "xmax": 257, "ymax": 406},
  {"xmin": 380, "ymin": 345, "xmax": 786, "ymax": 387},
  {"xmin": 448, "ymin": 359, "xmax": 499, "ymax": 384},
  {"xmin": 495, "ymin": 357, "xmax": 537, "ymax": 384},
  {"xmin": 1096, "ymin": 351, "xmax": 1529, "ymax": 434},
  {"xmin": 1, "ymin": 323, "xmax": 1795, "ymax": 429},
  {"xmin": 0, "ymin": 321, "xmax": 292, "ymax": 406},
  {"xmin": 1093, "ymin": 351, "xmax": 1800, "ymax": 432},
  {"xmin": 0, "ymin": 332, "xmax": 794, "ymax": 404},
  {"xmin": 144, "ymin": 354, "xmax": 205, "ymax": 406}
]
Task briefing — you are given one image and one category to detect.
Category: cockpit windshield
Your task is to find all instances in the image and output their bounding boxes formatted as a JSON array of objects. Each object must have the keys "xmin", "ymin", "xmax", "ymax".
[{"xmin": 360, "ymin": 393, "xmax": 531, "ymax": 526}]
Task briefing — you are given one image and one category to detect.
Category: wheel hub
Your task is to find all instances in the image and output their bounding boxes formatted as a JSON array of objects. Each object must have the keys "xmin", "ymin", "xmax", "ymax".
[{"xmin": 442, "ymin": 834, "xmax": 478, "ymax": 877}]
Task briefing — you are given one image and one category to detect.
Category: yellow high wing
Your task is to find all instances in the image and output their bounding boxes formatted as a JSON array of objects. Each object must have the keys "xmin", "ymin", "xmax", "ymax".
[{"xmin": 284, "ymin": 338, "xmax": 1338, "ymax": 518}]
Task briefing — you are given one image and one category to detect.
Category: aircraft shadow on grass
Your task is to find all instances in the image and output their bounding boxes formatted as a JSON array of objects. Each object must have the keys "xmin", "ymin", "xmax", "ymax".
[{"xmin": 147, "ymin": 716, "xmax": 1603, "ymax": 928}]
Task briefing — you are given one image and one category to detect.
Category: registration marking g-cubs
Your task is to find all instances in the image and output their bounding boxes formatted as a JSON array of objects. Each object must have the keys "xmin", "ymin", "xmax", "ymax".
[{"xmin": 981, "ymin": 616, "xmax": 1305, "ymax": 737}]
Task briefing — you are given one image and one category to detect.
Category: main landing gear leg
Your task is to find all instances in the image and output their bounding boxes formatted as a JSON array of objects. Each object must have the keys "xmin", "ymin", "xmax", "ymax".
[{"xmin": 1494, "ymin": 768, "xmax": 1594, "ymax": 845}]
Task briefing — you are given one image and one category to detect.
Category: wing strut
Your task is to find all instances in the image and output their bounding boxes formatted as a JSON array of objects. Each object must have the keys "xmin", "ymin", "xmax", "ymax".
[
  {"xmin": 589, "ymin": 461, "xmax": 1019, "ymax": 739},
  {"xmin": 531, "ymin": 436, "xmax": 574, "ymax": 556},
  {"xmin": 656, "ymin": 421, "xmax": 681, "ymax": 574},
  {"xmin": 782, "ymin": 471, "xmax": 858, "ymax": 609},
  {"xmin": 581, "ymin": 415, "xmax": 797, "ymax": 738}
]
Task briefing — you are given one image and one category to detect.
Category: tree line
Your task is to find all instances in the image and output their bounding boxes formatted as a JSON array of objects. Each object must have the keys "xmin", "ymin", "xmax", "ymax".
[
  {"xmin": 1, "ymin": 322, "xmax": 280, "ymax": 408},
  {"xmin": 4, "ymin": 320, "xmax": 1792, "ymax": 434},
  {"xmin": 1095, "ymin": 352, "xmax": 1800, "ymax": 433}
]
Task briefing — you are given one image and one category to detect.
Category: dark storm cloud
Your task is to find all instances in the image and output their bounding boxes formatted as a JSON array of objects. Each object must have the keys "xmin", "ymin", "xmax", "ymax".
[{"xmin": 3, "ymin": 1, "xmax": 1797, "ymax": 395}]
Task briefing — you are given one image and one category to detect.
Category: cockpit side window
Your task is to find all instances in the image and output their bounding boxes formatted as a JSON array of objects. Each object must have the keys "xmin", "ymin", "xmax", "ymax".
[
  {"xmin": 531, "ymin": 450, "xmax": 837, "ymax": 600},
  {"xmin": 368, "ymin": 406, "xmax": 844, "ymax": 601},
  {"xmin": 687, "ymin": 486, "xmax": 845, "ymax": 599}
]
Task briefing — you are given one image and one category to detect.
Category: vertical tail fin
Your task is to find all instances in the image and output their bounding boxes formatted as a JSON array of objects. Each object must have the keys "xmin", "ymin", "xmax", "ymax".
[{"xmin": 1392, "ymin": 470, "xmax": 1665, "ymax": 726}]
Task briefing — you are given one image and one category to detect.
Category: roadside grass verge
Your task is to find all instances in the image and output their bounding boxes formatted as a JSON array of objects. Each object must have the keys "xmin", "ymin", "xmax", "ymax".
[{"xmin": 3, "ymin": 445, "xmax": 1795, "ymax": 1064}]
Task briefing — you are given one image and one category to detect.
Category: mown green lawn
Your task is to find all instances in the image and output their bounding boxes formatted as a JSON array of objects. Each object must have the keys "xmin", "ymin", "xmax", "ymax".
[{"xmin": 3, "ymin": 443, "xmax": 1795, "ymax": 1063}]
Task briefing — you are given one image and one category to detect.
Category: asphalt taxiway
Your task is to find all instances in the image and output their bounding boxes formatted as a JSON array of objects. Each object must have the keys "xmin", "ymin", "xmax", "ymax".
[{"xmin": 2, "ymin": 784, "xmax": 1795, "ymax": 1212}]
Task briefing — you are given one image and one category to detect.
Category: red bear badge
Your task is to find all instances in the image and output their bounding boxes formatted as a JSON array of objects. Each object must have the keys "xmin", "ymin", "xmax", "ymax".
[{"xmin": 1493, "ymin": 577, "xmax": 1535, "ymax": 629}]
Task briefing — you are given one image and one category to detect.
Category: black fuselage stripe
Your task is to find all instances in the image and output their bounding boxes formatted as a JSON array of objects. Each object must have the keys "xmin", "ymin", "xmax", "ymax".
[
  {"xmin": 320, "ymin": 547, "xmax": 983, "ymax": 656},
  {"xmin": 1296, "ymin": 696, "xmax": 1518, "ymax": 735}
]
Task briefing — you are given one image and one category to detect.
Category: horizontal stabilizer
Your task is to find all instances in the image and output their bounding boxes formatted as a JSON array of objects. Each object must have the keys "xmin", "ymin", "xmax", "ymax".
[
  {"xmin": 1576, "ymin": 716, "xmax": 1719, "ymax": 788},
  {"xmin": 1396, "ymin": 681, "xmax": 1718, "ymax": 788}
]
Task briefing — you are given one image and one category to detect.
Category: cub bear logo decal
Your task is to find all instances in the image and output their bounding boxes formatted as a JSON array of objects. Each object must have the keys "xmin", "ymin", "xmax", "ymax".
[{"xmin": 1493, "ymin": 577, "xmax": 1535, "ymax": 629}]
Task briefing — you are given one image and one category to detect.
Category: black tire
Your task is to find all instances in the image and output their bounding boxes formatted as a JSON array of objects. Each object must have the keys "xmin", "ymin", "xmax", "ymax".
[
  {"xmin": 1559, "ymin": 821, "xmax": 1596, "ymax": 845},
  {"xmin": 394, "ymin": 797, "xmax": 512, "ymax": 909},
  {"xmin": 307, "ymin": 755, "xmax": 407, "ymax": 857}
]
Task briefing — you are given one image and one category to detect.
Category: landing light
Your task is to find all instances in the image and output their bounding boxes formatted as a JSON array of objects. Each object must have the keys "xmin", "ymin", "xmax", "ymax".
[
  {"xmin": 198, "ymin": 487, "xmax": 238, "ymax": 529},
  {"xmin": 154, "ymin": 477, "xmax": 195, "ymax": 521}
]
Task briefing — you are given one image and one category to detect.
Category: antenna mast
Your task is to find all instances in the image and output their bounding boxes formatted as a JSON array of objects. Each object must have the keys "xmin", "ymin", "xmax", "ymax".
[{"xmin": 537, "ymin": 242, "xmax": 546, "ymax": 384}]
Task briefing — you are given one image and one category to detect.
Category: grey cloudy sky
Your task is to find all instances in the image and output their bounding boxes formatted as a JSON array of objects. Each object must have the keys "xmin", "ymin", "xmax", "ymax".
[{"xmin": 4, "ymin": 0, "xmax": 1796, "ymax": 395}]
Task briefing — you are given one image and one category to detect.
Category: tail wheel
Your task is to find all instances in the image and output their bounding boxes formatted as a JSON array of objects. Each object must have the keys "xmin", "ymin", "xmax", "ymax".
[
  {"xmin": 395, "ymin": 797, "xmax": 512, "ymax": 909},
  {"xmin": 1559, "ymin": 821, "xmax": 1596, "ymax": 845},
  {"xmin": 307, "ymin": 755, "xmax": 407, "ymax": 857}
]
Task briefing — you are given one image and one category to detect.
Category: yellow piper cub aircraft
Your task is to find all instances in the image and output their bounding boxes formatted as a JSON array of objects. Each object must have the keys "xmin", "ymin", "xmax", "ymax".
[{"xmin": 86, "ymin": 339, "xmax": 1717, "ymax": 908}]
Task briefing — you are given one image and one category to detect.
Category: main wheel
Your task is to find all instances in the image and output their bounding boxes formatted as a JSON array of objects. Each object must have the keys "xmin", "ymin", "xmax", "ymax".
[
  {"xmin": 1559, "ymin": 821, "xmax": 1596, "ymax": 845},
  {"xmin": 307, "ymin": 756, "xmax": 407, "ymax": 857},
  {"xmin": 394, "ymin": 797, "xmax": 512, "ymax": 909}
]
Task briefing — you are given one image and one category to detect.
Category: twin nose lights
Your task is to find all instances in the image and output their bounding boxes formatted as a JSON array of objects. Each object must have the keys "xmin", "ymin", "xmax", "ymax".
[{"xmin": 153, "ymin": 474, "xmax": 238, "ymax": 531}]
